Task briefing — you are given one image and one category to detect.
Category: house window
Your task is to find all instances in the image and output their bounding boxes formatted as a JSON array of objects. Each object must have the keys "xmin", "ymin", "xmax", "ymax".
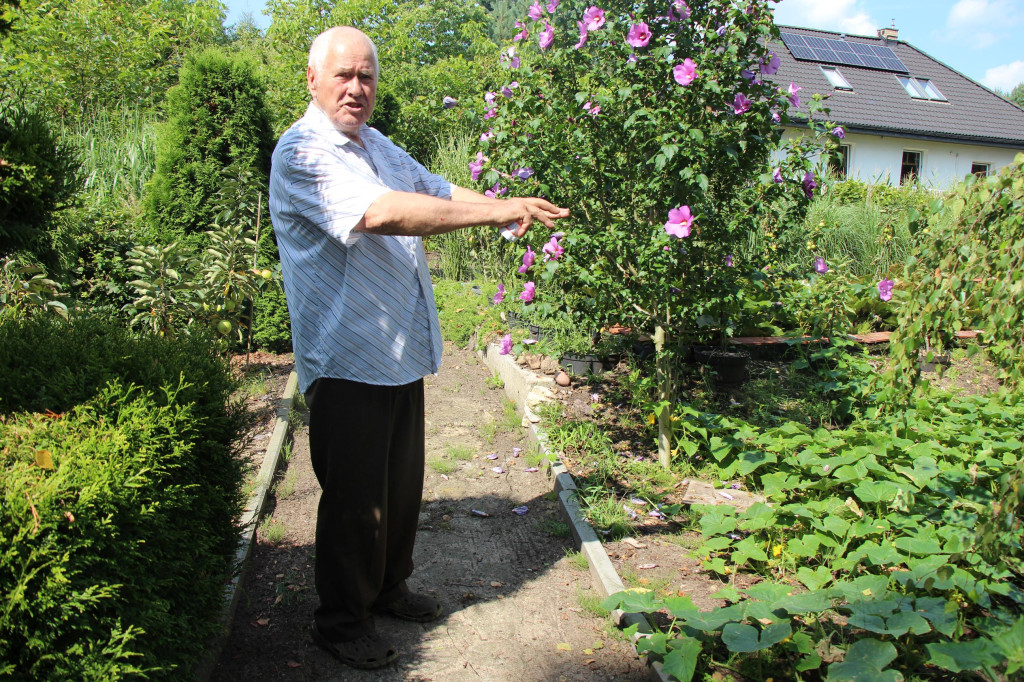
[
  {"xmin": 829, "ymin": 144, "xmax": 851, "ymax": 178},
  {"xmin": 971, "ymin": 162, "xmax": 991, "ymax": 177},
  {"xmin": 820, "ymin": 66, "xmax": 853, "ymax": 90},
  {"xmin": 897, "ymin": 76, "xmax": 947, "ymax": 101},
  {"xmin": 901, "ymin": 150, "xmax": 922, "ymax": 185}
]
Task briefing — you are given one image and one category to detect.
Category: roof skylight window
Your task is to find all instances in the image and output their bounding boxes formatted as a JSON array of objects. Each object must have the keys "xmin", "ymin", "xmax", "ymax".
[
  {"xmin": 820, "ymin": 66, "xmax": 853, "ymax": 90},
  {"xmin": 898, "ymin": 76, "xmax": 947, "ymax": 101}
]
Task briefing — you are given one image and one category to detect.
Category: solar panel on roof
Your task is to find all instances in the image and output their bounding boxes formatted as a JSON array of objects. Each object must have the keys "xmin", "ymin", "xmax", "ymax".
[{"xmin": 780, "ymin": 32, "xmax": 909, "ymax": 73}]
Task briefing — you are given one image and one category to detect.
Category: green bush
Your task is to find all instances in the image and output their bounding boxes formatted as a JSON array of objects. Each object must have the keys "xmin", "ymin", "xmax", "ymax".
[
  {"xmin": 0, "ymin": 100, "xmax": 81, "ymax": 258},
  {"xmin": 144, "ymin": 48, "xmax": 274, "ymax": 252},
  {"xmin": 0, "ymin": 315, "xmax": 244, "ymax": 679}
]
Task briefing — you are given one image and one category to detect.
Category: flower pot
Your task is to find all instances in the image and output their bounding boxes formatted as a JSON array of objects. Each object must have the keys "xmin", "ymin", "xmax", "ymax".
[
  {"xmin": 560, "ymin": 352, "xmax": 607, "ymax": 376},
  {"xmin": 693, "ymin": 347, "xmax": 749, "ymax": 385},
  {"xmin": 919, "ymin": 352, "xmax": 951, "ymax": 373},
  {"xmin": 529, "ymin": 324, "xmax": 553, "ymax": 344}
]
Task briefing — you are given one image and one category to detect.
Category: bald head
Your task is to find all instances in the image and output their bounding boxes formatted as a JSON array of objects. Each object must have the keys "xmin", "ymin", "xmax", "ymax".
[
  {"xmin": 308, "ymin": 27, "xmax": 378, "ymax": 77},
  {"xmin": 306, "ymin": 26, "xmax": 379, "ymax": 144}
]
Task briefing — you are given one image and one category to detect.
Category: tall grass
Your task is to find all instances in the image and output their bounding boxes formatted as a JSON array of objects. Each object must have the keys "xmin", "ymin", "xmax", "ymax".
[
  {"xmin": 58, "ymin": 106, "xmax": 158, "ymax": 209},
  {"xmin": 425, "ymin": 133, "xmax": 518, "ymax": 282},
  {"xmin": 749, "ymin": 179, "xmax": 945, "ymax": 279}
]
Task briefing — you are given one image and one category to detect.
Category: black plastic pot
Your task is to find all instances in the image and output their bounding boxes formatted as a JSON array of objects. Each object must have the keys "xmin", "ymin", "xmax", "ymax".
[
  {"xmin": 560, "ymin": 353, "xmax": 607, "ymax": 376},
  {"xmin": 693, "ymin": 347, "xmax": 749, "ymax": 385},
  {"xmin": 529, "ymin": 324, "xmax": 553, "ymax": 344}
]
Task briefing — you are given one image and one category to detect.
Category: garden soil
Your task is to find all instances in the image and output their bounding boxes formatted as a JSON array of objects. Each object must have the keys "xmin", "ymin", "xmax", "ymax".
[{"xmin": 212, "ymin": 344, "xmax": 649, "ymax": 682}]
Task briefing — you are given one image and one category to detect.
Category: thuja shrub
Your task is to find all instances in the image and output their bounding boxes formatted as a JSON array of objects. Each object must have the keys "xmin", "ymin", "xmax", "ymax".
[
  {"xmin": 0, "ymin": 99, "xmax": 80, "ymax": 257},
  {"xmin": 0, "ymin": 315, "xmax": 244, "ymax": 679},
  {"xmin": 144, "ymin": 48, "xmax": 274, "ymax": 253}
]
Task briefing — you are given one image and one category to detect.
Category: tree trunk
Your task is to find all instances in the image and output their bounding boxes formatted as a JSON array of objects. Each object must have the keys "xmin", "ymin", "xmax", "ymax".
[{"xmin": 654, "ymin": 324, "xmax": 673, "ymax": 468}]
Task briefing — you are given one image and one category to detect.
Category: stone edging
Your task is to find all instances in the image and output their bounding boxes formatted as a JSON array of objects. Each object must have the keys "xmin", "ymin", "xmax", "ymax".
[
  {"xmin": 195, "ymin": 371, "xmax": 300, "ymax": 682},
  {"xmin": 478, "ymin": 345, "xmax": 671, "ymax": 682}
]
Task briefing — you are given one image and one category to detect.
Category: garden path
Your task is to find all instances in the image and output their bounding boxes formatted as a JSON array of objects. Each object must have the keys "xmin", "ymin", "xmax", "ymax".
[{"xmin": 212, "ymin": 343, "xmax": 648, "ymax": 681}]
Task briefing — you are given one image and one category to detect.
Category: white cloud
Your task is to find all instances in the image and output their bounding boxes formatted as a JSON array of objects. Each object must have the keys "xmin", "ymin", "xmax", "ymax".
[
  {"xmin": 941, "ymin": 0, "xmax": 1022, "ymax": 49},
  {"xmin": 982, "ymin": 60, "xmax": 1024, "ymax": 90},
  {"xmin": 771, "ymin": 0, "xmax": 879, "ymax": 36}
]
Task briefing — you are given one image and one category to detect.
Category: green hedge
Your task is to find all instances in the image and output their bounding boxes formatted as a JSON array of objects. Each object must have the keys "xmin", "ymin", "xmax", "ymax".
[{"xmin": 0, "ymin": 315, "xmax": 245, "ymax": 679}]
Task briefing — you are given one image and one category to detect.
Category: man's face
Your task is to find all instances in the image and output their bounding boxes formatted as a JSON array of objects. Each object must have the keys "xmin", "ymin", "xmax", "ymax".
[{"xmin": 307, "ymin": 35, "xmax": 377, "ymax": 137}]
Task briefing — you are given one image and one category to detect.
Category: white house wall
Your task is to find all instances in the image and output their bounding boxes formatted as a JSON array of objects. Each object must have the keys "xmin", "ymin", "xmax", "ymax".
[{"xmin": 779, "ymin": 129, "xmax": 1023, "ymax": 189}]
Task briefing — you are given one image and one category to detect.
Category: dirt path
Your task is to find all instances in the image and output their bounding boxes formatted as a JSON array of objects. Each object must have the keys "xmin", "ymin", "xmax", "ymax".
[{"xmin": 212, "ymin": 344, "xmax": 648, "ymax": 681}]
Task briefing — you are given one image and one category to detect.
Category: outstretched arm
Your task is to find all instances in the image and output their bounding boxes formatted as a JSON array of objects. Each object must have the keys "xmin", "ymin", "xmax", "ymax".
[{"xmin": 358, "ymin": 188, "xmax": 569, "ymax": 238}]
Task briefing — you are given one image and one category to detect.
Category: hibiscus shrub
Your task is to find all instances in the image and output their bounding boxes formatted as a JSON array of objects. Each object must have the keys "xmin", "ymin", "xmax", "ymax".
[{"xmin": 475, "ymin": 0, "xmax": 840, "ymax": 462}]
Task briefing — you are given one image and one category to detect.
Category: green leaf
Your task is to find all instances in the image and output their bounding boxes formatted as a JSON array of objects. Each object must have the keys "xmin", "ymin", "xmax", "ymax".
[
  {"xmin": 721, "ymin": 621, "xmax": 792, "ymax": 653},
  {"xmin": 992, "ymin": 617, "xmax": 1024, "ymax": 674},
  {"xmin": 926, "ymin": 638, "xmax": 1002, "ymax": 673},
  {"xmin": 660, "ymin": 636, "xmax": 702, "ymax": 681},
  {"xmin": 826, "ymin": 639, "xmax": 901, "ymax": 682}
]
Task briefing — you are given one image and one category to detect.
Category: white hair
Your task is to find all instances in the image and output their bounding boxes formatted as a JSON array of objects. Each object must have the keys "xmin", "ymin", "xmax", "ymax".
[{"xmin": 307, "ymin": 27, "xmax": 379, "ymax": 75}]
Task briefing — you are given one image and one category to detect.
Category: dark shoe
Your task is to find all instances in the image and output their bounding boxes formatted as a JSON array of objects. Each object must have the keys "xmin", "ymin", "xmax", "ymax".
[
  {"xmin": 375, "ymin": 592, "xmax": 443, "ymax": 623},
  {"xmin": 310, "ymin": 622, "xmax": 398, "ymax": 670}
]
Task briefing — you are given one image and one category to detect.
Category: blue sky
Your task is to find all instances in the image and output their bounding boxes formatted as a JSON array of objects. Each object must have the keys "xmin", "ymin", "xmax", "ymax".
[{"xmin": 222, "ymin": 0, "xmax": 1024, "ymax": 91}]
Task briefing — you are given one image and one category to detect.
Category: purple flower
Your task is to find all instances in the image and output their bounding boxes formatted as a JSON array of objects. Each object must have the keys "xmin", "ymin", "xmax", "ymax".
[
  {"xmin": 486, "ymin": 453, "xmax": 499, "ymax": 459},
  {"xmin": 500, "ymin": 46, "xmax": 521, "ymax": 68},
  {"xmin": 484, "ymin": 91, "xmax": 497, "ymax": 105},
  {"xmin": 878, "ymin": 278, "xmax": 895, "ymax": 301},
  {"xmin": 664, "ymin": 205, "xmax": 693, "ymax": 238},
  {"xmin": 501, "ymin": 81, "xmax": 519, "ymax": 98},
  {"xmin": 725, "ymin": 254, "xmax": 734, "ymax": 267},
  {"xmin": 485, "ymin": 181, "xmax": 507, "ymax": 198},
  {"xmin": 741, "ymin": 69, "xmax": 757, "ymax": 82},
  {"xmin": 524, "ymin": 467, "xmax": 539, "ymax": 473},
  {"xmin": 520, "ymin": 282, "xmax": 536, "ymax": 303},
  {"xmin": 648, "ymin": 509, "xmax": 666, "ymax": 520},
  {"xmin": 813, "ymin": 257, "xmax": 828, "ymax": 274},
  {"xmin": 627, "ymin": 22, "xmax": 652, "ymax": 48},
  {"xmin": 761, "ymin": 52, "xmax": 780, "ymax": 75},
  {"xmin": 575, "ymin": 21, "xmax": 588, "ymax": 49},
  {"xmin": 513, "ymin": 21, "xmax": 528, "ymax": 41},
  {"xmin": 442, "ymin": 96, "xmax": 458, "ymax": 109},
  {"xmin": 518, "ymin": 245, "xmax": 536, "ymax": 273},
  {"xmin": 492, "ymin": 466, "xmax": 505, "ymax": 474},
  {"xmin": 627, "ymin": 53, "xmax": 638, "ymax": 63},
  {"xmin": 528, "ymin": 1, "xmax": 543, "ymax": 20},
  {"xmin": 512, "ymin": 447, "xmax": 522, "ymax": 457},
  {"xmin": 546, "ymin": 0, "xmax": 559, "ymax": 13},
  {"xmin": 717, "ymin": 25, "xmax": 726, "ymax": 36},
  {"xmin": 480, "ymin": 129, "xmax": 494, "ymax": 142},
  {"xmin": 772, "ymin": 167, "xmax": 783, "ymax": 183},
  {"xmin": 732, "ymin": 92, "xmax": 752, "ymax": 114},
  {"xmin": 469, "ymin": 151, "xmax": 486, "ymax": 181},
  {"xmin": 492, "ymin": 283, "xmax": 506, "ymax": 304},
  {"xmin": 670, "ymin": 0, "xmax": 690, "ymax": 21},
  {"xmin": 673, "ymin": 58, "xmax": 697, "ymax": 85},
  {"xmin": 539, "ymin": 21, "xmax": 554, "ymax": 50},
  {"xmin": 499, "ymin": 333, "xmax": 513, "ymax": 354},
  {"xmin": 512, "ymin": 505, "xmax": 529, "ymax": 515},
  {"xmin": 772, "ymin": 111, "xmax": 782, "ymax": 124},
  {"xmin": 788, "ymin": 82, "xmax": 802, "ymax": 108},
  {"xmin": 583, "ymin": 101, "xmax": 600, "ymax": 116},
  {"xmin": 803, "ymin": 170, "xmax": 817, "ymax": 199},
  {"xmin": 542, "ymin": 235, "xmax": 563, "ymax": 261},
  {"xmin": 484, "ymin": 107, "xmax": 497, "ymax": 119},
  {"xmin": 832, "ymin": 126, "xmax": 845, "ymax": 139},
  {"xmin": 582, "ymin": 6, "xmax": 605, "ymax": 30},
  {"xmin": 514, "ymin": 166, "xmax": 534, "ymax": 180}
]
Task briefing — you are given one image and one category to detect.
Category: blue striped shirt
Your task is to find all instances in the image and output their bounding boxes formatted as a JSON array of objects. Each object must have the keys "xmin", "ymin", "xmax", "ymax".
[{"xmin": 269, "ymin": 103, "xmax": 452, "ymax": 392}]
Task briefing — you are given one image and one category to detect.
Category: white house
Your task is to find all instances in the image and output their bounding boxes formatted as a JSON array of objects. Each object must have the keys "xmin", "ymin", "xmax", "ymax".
[{"xmin": 771, "ymin": 25, "xmax": 1024, "ymax": 189}]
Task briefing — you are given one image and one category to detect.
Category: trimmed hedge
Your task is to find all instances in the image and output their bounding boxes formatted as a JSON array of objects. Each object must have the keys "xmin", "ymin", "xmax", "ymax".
[{"xmin": 0, "ymin": 315, "xmax": 245, "ymax": 679}]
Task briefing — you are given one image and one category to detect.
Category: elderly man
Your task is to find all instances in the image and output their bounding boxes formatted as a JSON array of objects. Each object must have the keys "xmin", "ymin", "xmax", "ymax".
[{"xmin": 269, "ymin": 26, "xmax": 568, "ymax": 670}]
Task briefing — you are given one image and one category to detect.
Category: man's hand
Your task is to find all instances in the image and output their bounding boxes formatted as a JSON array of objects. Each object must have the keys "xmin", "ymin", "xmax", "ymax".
[{"xmin": 501, "ymin": 197, "xmax": 570, "ymax": 237}]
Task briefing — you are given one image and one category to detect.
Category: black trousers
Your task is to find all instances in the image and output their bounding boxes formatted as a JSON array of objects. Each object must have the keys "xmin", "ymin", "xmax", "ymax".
[{"xmin": 305, "ymin": 376, "xmax": 425, "ymax": 642}]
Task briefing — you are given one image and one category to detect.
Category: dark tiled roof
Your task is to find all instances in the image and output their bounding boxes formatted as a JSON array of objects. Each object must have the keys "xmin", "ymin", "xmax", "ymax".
[{"xmin": 769, "ymin": 26, "xmax": 1024, "ymax": 147}]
